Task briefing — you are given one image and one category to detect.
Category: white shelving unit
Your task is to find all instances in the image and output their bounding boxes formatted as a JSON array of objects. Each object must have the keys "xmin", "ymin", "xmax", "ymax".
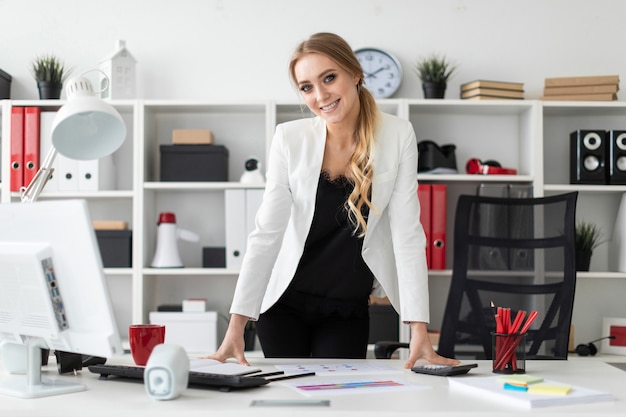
[{"xmin": 1, "ymin": 98, "xmax": 624, "ymax": 347}]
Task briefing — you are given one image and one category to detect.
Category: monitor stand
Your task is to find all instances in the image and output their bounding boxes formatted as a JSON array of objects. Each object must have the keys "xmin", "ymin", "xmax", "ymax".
[{"xmin": 0, "ymin": 340, "xmax": 85, "ymax": 399}]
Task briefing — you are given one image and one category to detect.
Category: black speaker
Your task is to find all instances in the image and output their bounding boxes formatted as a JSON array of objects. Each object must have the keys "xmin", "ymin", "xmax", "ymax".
[
  {"xmin": 570, "ymin": 130, "xmax": 606, "ymax": 184},
  {"xmin": 608, "ymin": 130, "xmax": 626, "ymax": 184}
]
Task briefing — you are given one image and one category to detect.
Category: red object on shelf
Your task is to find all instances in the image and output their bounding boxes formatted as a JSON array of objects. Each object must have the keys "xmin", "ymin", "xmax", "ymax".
[
  {"xmin": 10, "ymin": 106, "xmax": 24, "ymax": 192},
  {"xmin": 158, "ymin": 212, "xmax": 176, "ymax": 224},
  {"xmin": 417, "ymin": 184, "xmax": 432, "ymax": 268},
  {"xmin": 23, "ymin": 106, "xmax": 41, "ymax": 187},
  {"xmin": 430, "ymin": 184, "xmax": 447, "ymax": 270}
]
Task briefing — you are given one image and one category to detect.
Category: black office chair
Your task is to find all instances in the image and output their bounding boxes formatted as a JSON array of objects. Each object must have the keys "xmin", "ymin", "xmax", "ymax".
[
  {"xmin": 374, "ymin": 191, "xmax": 578, "ymax": 360},
  {"xmin": 438, "ymin": 192, "xmax": 578, "ymax": 360}
]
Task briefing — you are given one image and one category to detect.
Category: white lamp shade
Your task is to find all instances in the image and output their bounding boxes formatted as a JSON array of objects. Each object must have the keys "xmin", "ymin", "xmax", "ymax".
[{"xmin": 51, "ymin": 77, "xmax": 126, "ymax": 160}]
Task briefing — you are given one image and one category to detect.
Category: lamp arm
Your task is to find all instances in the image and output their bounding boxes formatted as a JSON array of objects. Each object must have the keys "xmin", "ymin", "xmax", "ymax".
[{"xmin": 19, "ymin": 146, "xmax": 58, "ymax": 203}]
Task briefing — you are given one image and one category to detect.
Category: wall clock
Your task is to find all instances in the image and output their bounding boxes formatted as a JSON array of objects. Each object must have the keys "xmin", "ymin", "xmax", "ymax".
[{"xmin": 354, "ymin": 48, "xmax": 403, "ymax": 99}]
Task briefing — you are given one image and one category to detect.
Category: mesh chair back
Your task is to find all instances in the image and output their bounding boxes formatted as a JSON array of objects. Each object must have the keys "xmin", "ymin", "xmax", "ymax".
[{"xmin": 438, "ymin": 192, "xmax": 578, "ymax": 360}]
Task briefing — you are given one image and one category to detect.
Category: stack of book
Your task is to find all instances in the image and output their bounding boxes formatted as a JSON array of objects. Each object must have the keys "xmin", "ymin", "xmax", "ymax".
[
  {"xmin": 541, "ymin": 75, "xmax": 619, "ymax": 101},
  {"xmin": 460, "ymin": 80, "xmax": 525, "ymax": 100}
]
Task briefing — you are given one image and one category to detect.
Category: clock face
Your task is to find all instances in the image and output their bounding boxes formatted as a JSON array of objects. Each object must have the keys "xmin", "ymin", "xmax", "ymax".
[{"xmin": 355, "ymin": 48, "xmax": 403, "ymax": 99}]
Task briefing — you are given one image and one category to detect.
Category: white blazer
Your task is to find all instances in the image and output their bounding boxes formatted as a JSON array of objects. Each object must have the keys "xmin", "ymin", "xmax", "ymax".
[{"xmin": 230, "ymin": 112, "xmax": 430, "ymax": 323}]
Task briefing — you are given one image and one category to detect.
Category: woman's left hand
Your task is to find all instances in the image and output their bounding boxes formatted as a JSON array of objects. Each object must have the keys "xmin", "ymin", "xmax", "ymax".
[{"xmin": 404, "ymin": 322, "xmax": 460, "ymax": 369}]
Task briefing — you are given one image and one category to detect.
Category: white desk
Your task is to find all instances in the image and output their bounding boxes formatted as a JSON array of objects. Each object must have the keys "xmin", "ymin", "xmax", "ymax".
[{"xmin": 1, "ymin": 356, "xmax": 625, "ymax": 417}]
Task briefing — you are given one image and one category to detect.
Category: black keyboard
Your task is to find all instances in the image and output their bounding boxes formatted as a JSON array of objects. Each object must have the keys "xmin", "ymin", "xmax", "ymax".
[{"xmin": 88, "ymin": 364, "xmax": 270, "ymax": 391}]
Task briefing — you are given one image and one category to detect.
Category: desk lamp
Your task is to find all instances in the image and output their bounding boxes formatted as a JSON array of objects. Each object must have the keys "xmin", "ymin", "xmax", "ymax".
[
  {"xmin": 1, "ymin": 71, "xmax": 127, "ymax": 396},
  {"xmin": 19, "ymin": 71, "xmax": 126, "ymax": 202}
]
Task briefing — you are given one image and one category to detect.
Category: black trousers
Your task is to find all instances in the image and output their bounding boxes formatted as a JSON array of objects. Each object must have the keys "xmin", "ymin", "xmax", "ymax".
[{"xmin": 256, "ymin": 292, "xmax": 370, "ymax": 359}]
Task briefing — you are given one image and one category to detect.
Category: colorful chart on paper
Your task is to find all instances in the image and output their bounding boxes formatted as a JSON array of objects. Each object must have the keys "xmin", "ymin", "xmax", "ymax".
[{"xmin": 282, "ymin": 375, "xmax": 429, "ymax": 397}]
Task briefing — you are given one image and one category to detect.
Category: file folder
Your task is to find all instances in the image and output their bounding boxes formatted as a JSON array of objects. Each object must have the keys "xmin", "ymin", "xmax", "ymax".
[
  {"xmin": 39, "ymin": 111, "xmax": 59, "ymax": 192},
  {"xmin": 417, "ymin": 183, "xmax": 432, "ymax": 268},
  {"xmin": 472, "ymin": 184, "xmax": 533, "ymax": 270},
  {"xmin": 10, "ymin": 106, "xmax": 24, "ymax": 192},
  {"xmin": 57, "ymin": 154, "xmax": 79, "ymax": 191},
  {"xmin": 507, "ymin": 184, "xmax": 533, "ymax": 270},
  {"xmin": 23, "ymin": 107, "xmax": 41, "ymax": 187},
  {"xmin": 225, "ymin": 189, "xmax": 247, "ymax": 269},
  {"xmin": 78, "ymin": 155, "xmax": 115, "ymax": 191},
  {"xmin": 472, "ymin": 184, "xmax": 509, "ymax": 270},
  {"xmin": 430, "ymin": 184, "xmax": 447, "ymax": 270},
  {"xmin": 225, "ymin": 189, "xmax": 264, "ymax": 269}
]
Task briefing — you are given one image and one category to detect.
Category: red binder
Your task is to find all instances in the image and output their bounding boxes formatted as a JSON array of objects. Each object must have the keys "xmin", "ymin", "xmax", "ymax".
[
  {"xmin": 430, "ymin": 184, "xmax": 447, "ymax": 270},
  {"xmin": 417, "ymin": 183, "xmax": 432, "ymax": 268},
  {"xmin": 10, "ymin": 107, "xmax": 24, "ymax": 192},
  {"xmin": 23, "ymin": 107, "xmax": 41, "ymax": 187}
]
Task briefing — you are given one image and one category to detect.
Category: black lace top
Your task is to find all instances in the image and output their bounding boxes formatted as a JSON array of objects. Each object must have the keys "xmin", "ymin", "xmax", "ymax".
[{"xmin": 280, "ymin": 170, "xmax": 374, "ymax": 317}]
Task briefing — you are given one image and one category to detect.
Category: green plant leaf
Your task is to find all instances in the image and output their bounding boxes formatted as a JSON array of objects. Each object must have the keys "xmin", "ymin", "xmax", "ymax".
[
  {"xmin": 575, "ymin": 220, "xmax": 604, "ymax": 251},
  {"xmin": 30, "ymin": 54, "xmax": 72, "ymax": 84},
  {"xmin": 414, "ymin": 54, "xmax": 457, "ymax": 83}
]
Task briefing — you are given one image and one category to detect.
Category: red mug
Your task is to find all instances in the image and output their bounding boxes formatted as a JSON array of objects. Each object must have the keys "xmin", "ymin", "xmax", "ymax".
[{"xmin": 128, "ymin": 324, "xmax": 165, "ymax": 366}]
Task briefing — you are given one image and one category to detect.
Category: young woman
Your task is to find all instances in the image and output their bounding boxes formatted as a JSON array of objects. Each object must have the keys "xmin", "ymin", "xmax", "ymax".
[{"xmin": 210, "ymin": 32, "xmax": 458, "ymax": 369}]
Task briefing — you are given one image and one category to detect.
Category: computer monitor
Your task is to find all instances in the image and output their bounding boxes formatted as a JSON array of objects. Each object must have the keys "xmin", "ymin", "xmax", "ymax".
[{"xmin": 0, "ymin": 199, "xmax": 123, "ymax": 398}]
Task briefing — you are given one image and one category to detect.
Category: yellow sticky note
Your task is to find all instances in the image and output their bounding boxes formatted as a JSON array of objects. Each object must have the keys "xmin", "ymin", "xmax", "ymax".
[
  {"xmin": 497, "ymin": 375, "xmax": 544, "ymax": 385},
  {"xmin": 528, "ymin": 384, "xmax": 572, "ymax": 396}
]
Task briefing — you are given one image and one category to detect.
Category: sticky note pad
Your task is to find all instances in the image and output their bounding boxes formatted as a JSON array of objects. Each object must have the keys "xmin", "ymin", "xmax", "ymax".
[
  {"xmin": 503, "ymin": 382, "xmax": 528, "ymax": 392},
  {"xmin": 528, "ymin": 384, "xmax": 572, "ymax": 395},
  {"xmin": 497, "ymin": 375, "xmax": 544, "ymax": 385}
]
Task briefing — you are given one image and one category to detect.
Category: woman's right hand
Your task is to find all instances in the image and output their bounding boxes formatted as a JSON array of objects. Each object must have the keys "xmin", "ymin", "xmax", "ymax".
[{"xmin": 204, "ymin": 313, "xmax": 250, "ymax": 366}]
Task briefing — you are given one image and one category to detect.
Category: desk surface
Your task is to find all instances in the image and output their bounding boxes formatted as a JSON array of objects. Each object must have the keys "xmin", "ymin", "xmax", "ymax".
[{"xmin": 1, "ymin": 356, "xmax": 625, "ymax": 417}]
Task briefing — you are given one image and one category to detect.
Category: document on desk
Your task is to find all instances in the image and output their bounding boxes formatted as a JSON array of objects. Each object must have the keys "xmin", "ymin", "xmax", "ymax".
[
  {"xmin": 275, "ymin": 362, "xmax": 402, "ymax": 376},
  {"xmin": 449, "ymin": 376, "xmax": 614, "ymax": 408},
  {"xmin": 282, "ymin": 375, "xmax": 429, "ymax": 397},
  {"xmin": 189, "ymin": 359, "xmax": 261, "ymax": 376}
]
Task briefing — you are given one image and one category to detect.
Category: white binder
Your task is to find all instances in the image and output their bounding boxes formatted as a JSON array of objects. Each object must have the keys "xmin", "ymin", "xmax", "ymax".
[
  {"xmin": 39, "ymin": 111, "xmax": 59, "ymax": 192},
  {"xmin": 225, "ymin": 189, "xmax": 263, "ymax": 269},
  {"xmin": 78, "ymin": 155, "xmax": 116, "ymax": 191},
  {"xmin": 56, "ymin": 154, "xmax": 79, "ymax": 192}
]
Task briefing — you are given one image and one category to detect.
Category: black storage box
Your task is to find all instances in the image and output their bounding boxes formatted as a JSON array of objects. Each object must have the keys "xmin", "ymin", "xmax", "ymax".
[
  {"xmin": 0, "ymin": 68, "xmax": 12, "ymax": 99},
  {"xmin": 368, "ymin": 304, "xmax": 399, "ymax": 344},
  {"xmin": 160, "ymin": 144, "xmax": 228, "ymax": 181},
  {"xmin": 203, "ymin": 247, "xmax": 226, "ymax": 268},
  {"xmin": 95, "ymin": 230, "xmax": 132, "ymax": 267}
]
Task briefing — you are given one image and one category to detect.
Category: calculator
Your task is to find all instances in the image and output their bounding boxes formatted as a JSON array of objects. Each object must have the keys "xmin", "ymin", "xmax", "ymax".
[{"xmin": 411, "ymin": 363, "xmax": 478, "ymax": 376}]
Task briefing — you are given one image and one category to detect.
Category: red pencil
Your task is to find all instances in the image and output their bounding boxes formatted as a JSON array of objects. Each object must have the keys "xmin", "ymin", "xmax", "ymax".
[
  {"xmin": 511, "ymin": 310, "xmax": 526, "ymax": 334},
  {"xmin": 520, "ymin": 310, "xmax": 539, "ymax": 334},
  {"xmin": 495, "ymin": 310, "xmax": 539, "ymax": 370}
]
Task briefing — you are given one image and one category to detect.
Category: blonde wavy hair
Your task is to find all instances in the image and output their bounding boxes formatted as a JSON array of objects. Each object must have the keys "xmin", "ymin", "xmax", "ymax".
[{"xmin": 289, "ymin": 32, "xmax": 379, "ymax": 237}]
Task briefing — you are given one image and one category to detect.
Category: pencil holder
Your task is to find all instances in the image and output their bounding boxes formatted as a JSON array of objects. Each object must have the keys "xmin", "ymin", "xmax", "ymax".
[{"xmin": 492, "ymin": 332, "xmax": 526, "ymax": 374}]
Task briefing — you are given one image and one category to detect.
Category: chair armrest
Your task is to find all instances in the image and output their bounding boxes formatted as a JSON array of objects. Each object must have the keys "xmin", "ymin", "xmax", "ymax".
[{"xmin": 374, "ymin": 341, "xmax": 410, "ymax": 359}]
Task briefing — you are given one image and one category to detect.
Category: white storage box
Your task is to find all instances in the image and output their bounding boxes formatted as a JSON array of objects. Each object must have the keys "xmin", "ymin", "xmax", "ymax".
[{"xmin": 149, "ymin": 311, "xmax": 217, "ymax": 354}]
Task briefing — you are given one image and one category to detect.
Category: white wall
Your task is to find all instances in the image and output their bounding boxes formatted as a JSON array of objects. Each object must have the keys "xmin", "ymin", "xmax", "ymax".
[{"xmin": 1, "ymin": 0, "xmax": 625, "ymax": 101}]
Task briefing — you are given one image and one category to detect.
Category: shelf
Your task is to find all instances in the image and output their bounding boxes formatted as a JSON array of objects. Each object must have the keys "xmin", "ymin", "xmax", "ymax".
[
  {"xmin": 419, "ymin": 174, "xmax": 533, "ymax": 183},
  {"xmin": 407, "ymin": 99, "xmax": 535, "ymax": 115},
  {"xmin": 20, "ymin": 190, "xmax": 135, "ymax": 199},
  {"xmin": 3, "ymin": 98, "xmax": 623, "ymax": 344},
  {"xmin": 576, "ymin": 271, "xmax": 626, "ymax": 279},
  {"xmin": 544, "ymin": 184, "xmax": 626, "ymax": 194},
  {"xmin": 428, "ymin": 269, "xmax": 452, "ymax": 277},
  {"xmin": 542, "ymin": 101, "xmax": 626, "ymax": 116},
  {"xmin": 144, "ymin": 182, "xmax": 264, "ymax": 190},
  {"xmin": 429, "ymin": 269, "xmax": 626, "ymax": 280},
  {"xmin": 142, "ymin": 100, "xmax": 267, "ymax": 113},
  {"xmin": 142, "ymin": 267, "xmax": 239, "ymax": 276},
  {"xmin": 104, "ymin": 268, "xmax": 133, "ymax": 275}
]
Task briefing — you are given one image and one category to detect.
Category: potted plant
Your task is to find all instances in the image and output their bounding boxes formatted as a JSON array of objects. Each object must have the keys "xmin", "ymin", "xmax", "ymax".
[
  {"xmin": 575, "ymin": 220, "xmax": 603, "ymax": 271},
  {"xmin": 31, "ymin": 54, "xmax": 71, "ymax": 99},
  {"xmin": 414, "ymin": 54, "xmax": 457, "ymax": 99}
]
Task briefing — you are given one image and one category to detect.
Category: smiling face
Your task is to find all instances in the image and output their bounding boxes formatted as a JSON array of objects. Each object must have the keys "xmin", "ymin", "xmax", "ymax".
[{"xmin": 293, "ymin": 53, "xmax": 360, "ymax": 128}]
